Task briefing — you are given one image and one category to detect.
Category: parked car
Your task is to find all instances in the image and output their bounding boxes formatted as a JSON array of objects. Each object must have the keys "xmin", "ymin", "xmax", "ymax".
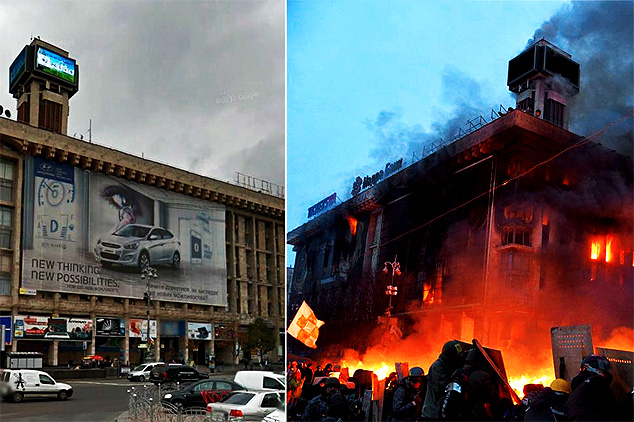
[
  {"xmin": 206, "ymin": 390, "xmax": 283, "ymax": 421},
  {"xmin": 262, "ymin": 402, "xmax": 286, "ymax": 422},
  {"xmin": 162, "ymin": 378, "xmax": 245, "ymax": 409},
  {"xmin": 150, "ymin": 364, "xmax": 208, "ymax": 385},
  {"xmin": 127, "ymin": 362, "xmax": 164, "ymax": 382},
  {"xmin": 233, "ymin": 371, "xmax": 285, "ymax": 391},
  {"xmin": 94, "ymin": 224, "xmax": 181, "ymax": 269},
  {"xmin": 0, "ymin": 369, "xmax": 73, "ymax": 403}
]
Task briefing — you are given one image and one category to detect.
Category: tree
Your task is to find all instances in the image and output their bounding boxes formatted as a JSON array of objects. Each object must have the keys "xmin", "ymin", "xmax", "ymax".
[{"xmin": 242, "ymin": 318, "xmax": 277, "ymax": 364}]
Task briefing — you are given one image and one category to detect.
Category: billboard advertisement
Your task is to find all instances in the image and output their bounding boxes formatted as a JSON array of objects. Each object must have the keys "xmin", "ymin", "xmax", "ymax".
[
  {"xmin": 187, "ymin": 322, "xmax": 212, "ymax": 340},
  {"xmin": 129, "ymin": 318, "xmax": 157, "ymax": 340},
  {"xmin": 13, "ymin": 316, "xmax": 91, "ymax": 341},
  {"xmin": 96, "ymin": 317, "xmax": 125, "ymax": 337},
  {"xmin": 21, "ymin": 157, "xmax": 227, "ymax": 306}
]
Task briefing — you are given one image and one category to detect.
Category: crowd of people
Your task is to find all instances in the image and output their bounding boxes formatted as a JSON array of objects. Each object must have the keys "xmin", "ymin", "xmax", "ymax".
[{"xmin": 287, "ymin": 340, "xmax": 633, "ymax": 421}]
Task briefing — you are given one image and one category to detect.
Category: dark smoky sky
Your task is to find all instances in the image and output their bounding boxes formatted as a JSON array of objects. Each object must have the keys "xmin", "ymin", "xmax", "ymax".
[
  {"xmin": 0, "ymin": 0, "xmax": 284, "ymax": 186},
  {"xmin": 362, "ymin": 1, "xmax": 633, "ymax": 186},
  {"xmin": 528, "ymin": 0, "xmax": 634, "ymax": 156}
]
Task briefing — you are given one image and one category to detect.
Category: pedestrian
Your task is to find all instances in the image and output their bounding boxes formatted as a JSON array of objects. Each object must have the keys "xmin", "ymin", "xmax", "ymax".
[
  {"xmin": 566, "ymin": 354, "xmax": 617, "ymax": 421},
  {"xmin": 524, "ymin": 378, "xmax": 570, "ymax": 421},
  {"xmin": 208, "ymin": 356, "xmax": 216, "ymax": 374},
  {"xmin": 301, "ymin": 377, "xmax": 343, "ymax": 421},
  {"xmin": 303, "ymin": 377, "xmax": 328, "ymax": 401},
  {"xmin": 391, "ymin": 366, "xmax": 426, "ymax": 421},
  {"xmin": 288, "ymin": 360, "xmax": 300, "ymax": 378},
  {"xmin": 421, "ymin": 340, "xmax": 466, "ymax": 420}
]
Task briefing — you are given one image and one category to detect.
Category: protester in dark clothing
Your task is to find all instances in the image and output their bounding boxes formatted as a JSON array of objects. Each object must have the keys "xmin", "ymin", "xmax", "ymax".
[
  {"xmin": 566, "ymin": 354, "xmax": 616, "ymax": 421},
  {"xmin": 314, "ymin": 365, "xmax": 325, "ymax": 378},
  {"xmin": 303, "ymin": 377, "xmax": 328, "ymax": 401},
  {"xmin": 524, "ymin": 379, "xmax": 569, "ymax": 421},
  {"xmin": 324, "ymin": 392, "xmax": 350, "ymax": 421},
  {"xmin": 302, "ymin": 363, "xmax": 314, "ymax": 385},
  {"xmin": 422, "ymin": 340, "xmax": 467, "ymax": 419},
  {"xmin": 301, "ymin": 377, "xmax": 342, "ymax": 421},
  {"xmin": 392, "ymin": 367, "xmax": 426, "ymax": 421}
]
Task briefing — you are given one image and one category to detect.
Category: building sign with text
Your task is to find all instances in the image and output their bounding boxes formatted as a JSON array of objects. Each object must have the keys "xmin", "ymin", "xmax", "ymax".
[{"xmin": 351, "ymin": 158, "xmax": 404, "ymax": 196}]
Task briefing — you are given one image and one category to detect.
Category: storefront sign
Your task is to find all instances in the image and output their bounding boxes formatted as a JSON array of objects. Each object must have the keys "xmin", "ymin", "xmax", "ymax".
[
  {"xmin": 129, "ymin": 318, "xmax": 157, "ymax": 340},
  {"xmin": 214, "ymin": 324, "xmax": 234, "ymax": 340},
  {"xmin": 19, "ymin": 287, "xmax": 37, "ymax": 296},
  {"xmin": 96, "ymin": 317, "xmax": 125, "ymax": 337},
  {"xmin": 307, "ymin": 193, "xmax": 337, "ymax": 218},
  {"xmin": 351, "ymin": 158, "xmax": 404, "ymax": 196},
  {"xmin": 21, "ymin": 157, "xmax": 227, "ymax": 306},
  {"xmin": 187, "ymin": 322, "xmax": 212, "ymax": 340}
]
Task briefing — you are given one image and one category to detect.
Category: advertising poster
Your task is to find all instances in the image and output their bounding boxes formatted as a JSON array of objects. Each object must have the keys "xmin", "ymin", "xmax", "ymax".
[
  {"xmin": 21, "ymin": 157, "xmax": 227, "ymax": 306},
  {"xmin": 68, "ymin": 318, "xmax": 93, "ymax": 340},
  {"xmin": 14, "ymin": 316, "xmax": 71, "ymax": 340},
  {"xmin": 96, "ymin": 317, "xmax": 125, "ymax": 337},
  {"xmin": 129, "ymin": 318, "xmax": 157, "ymax": 340},
  {"xmin": 187, "ymin": 322, "xmax": 212, "ymax": 340}
]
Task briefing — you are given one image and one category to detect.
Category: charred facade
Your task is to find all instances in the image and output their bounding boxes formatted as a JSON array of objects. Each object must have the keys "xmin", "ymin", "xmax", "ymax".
[{"xmin": 288, "ymin": 41, "xmax": 633, "ymax": 358}]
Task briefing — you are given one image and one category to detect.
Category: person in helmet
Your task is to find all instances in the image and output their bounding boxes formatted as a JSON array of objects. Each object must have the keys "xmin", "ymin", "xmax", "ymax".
[
  {"xmin": 422, "ymin": 340, "xmax": 467, "ymax": 419},
  {"xmin": 301, "ymin": 377, "xmax": 343, "ymax": 421},
  {"xmin": 566, "ymin": 354, "xmax": 616, "ymax": 421},
  {"xmin": 524, "ymin": 378, "xmax": 570, "ymax": 421},
  {"xmin": 391, "ymin": 367, "xmax": 427, "ymax": 421}
]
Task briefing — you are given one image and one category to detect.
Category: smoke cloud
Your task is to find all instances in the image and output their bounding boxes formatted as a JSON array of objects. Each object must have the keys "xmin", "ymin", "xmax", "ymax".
[{"xmin": 528, "ymin": 1, "xmax": 634, "ymax": 156}]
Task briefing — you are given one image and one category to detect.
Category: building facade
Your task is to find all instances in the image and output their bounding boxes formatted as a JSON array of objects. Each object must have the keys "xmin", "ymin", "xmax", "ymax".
[
  {"xmin": 1, "ymin": 39, "xmax": 285, "ymax": 367},
  {"xmin": 288, "ymin": 40, "xmax": 632, "ymax": 357}
]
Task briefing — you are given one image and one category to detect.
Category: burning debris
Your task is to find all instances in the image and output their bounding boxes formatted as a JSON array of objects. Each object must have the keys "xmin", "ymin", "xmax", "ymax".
[{"xmin": 287, "ymin": 326, "xmax": 633, "ymax": 421}]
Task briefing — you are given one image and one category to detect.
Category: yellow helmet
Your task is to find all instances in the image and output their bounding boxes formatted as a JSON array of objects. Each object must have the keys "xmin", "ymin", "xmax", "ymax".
[{"xmin": 550, "ymin": 378, "xmax": 570, "ymax": 394}]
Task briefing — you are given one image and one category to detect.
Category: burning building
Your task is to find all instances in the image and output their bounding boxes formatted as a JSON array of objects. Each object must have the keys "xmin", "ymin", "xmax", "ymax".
[{"xmin": 287, "ymin": 40, "xmax": 633, "ymax": 385}]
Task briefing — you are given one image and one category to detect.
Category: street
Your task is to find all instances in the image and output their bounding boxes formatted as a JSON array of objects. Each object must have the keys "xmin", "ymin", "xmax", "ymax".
[{"xmin": 0, "ymin": 379, "xmax": 129, "ymax": 422}]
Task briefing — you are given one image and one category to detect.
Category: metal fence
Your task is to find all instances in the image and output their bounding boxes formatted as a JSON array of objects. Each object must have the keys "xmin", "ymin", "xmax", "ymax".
[{"xmin": 119, "ymin": 382, "xmax": 208, "ymax": 422}]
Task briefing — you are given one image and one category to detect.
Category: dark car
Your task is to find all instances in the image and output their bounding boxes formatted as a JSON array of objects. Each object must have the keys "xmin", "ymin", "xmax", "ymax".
[
  {"xmin": 161, "ymin": 379, "xmax": 245, "ymax": 409},
  {"xmin": 149, "ymin": 364, "xmax": 208, "ymax": 385}
]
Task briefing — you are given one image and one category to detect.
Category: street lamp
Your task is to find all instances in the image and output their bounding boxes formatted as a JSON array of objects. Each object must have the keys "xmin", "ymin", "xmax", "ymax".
[
  {"xmin": 141, "ymin": 265, "xmax": 157, "ymax": 361},
  {"xmin": 383, "ymin": 255, "xmax": 401, "ymax": 317}
]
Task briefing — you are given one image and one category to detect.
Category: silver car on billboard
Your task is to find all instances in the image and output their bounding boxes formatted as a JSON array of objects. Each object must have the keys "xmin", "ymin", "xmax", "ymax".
[{"xmin": 94, "ymin": 224, "xmax": 181, "ymax": 270}]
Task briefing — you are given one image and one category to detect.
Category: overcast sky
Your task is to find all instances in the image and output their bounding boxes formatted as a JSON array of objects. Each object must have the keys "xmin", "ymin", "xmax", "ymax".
[
  {"xmin": 287, "ymin": 0, "xmax": 633, "ymax": 260},
  {"xmin": 0, "ymin": 0, "xmax": 284, "ymax": 187}
]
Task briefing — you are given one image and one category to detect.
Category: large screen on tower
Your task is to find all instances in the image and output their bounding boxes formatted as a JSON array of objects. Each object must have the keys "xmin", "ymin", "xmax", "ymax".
[{"xmin": 34, "ymin": 46, "xmax": 77, "ymax": 86}]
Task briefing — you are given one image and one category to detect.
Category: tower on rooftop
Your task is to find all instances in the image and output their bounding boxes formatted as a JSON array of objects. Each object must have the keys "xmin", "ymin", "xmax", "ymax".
[
  {"xmin": 507, "ymin": 39, "xmax": 579, "ymax": 130},
  {"xmin": 9, "ymin": 38, "xmax": 79, "ymax": 135}
]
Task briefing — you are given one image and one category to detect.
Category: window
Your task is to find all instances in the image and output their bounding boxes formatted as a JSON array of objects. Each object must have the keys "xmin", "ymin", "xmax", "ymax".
[
  {"xmin": 0, "ymin": 206, "xmax": 13, "ymax": 248},
  {"xmin": 39, "ymin": 374, "xmax": 55, "ymax": 385},
  {"xmin": 0, "ymin": 159, "xmax": 15, "ymax": 202},
  {"xmin": 38, "ymin": 100, "xmax": 63, "ymax": 133},
  {"xmin": 193, "ymin": 381, "xmax": 214, "ymax": 392},
  {"xmin": 502, "ymin": 227, "xmax": 532, "ymax": 247},
  {"xmin": 261, "ymin": 393, "xmax": 281, "ymax": 408},
  {"xmin": 215, "ymin": 381, "xmax": 233, "ymax": 391},
  {"xmin": 263, "ymin": 376, "xmax": 283, "ymax": 390},
  {"xmin": 544, "ymin": 98, "xmax": 565, "ymax": 127},
  {"xmin": 503, "ymin": 250, "xmax": 531, "ymax": 273},
  {"xmin": 0, "ymin": 273, "xmax": 9, "ymax": 296}
]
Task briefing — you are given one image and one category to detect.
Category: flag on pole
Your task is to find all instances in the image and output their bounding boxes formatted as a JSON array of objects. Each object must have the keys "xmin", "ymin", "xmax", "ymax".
[{"xmin": 287, "ymin": 301, "xmax": 324, "ymax": 349}]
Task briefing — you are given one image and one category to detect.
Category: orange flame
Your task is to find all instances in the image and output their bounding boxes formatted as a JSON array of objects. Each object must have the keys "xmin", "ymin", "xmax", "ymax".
[
  {"xmin": 605, "ymin": 236, "xmax": 613, "ymax": 263},
  {"xmin": 346, "ymin": 216, "xmax": 358, "ymax": 236},
  {"xmin": 591, "ymin": 240, "xmax": 601, "ymax": 260}
]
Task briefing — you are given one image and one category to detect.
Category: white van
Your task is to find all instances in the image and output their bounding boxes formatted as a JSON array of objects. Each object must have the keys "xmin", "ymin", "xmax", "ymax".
[
  {"xmin": 0, "ymin": 369, "xmax": 73, "ymax": 403},
  {"xmin": 127, "ymin": 362, "xmax": 164, "ymax": 382},
  {"xmin": 234, "ymin": 370, "xmax": 285, "ymax": 391}
]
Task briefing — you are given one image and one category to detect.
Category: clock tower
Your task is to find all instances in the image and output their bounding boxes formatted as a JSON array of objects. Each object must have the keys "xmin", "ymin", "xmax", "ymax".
[{"xmin": 9, "ymin": 38, "xmax": 79, "ymax": 135}]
